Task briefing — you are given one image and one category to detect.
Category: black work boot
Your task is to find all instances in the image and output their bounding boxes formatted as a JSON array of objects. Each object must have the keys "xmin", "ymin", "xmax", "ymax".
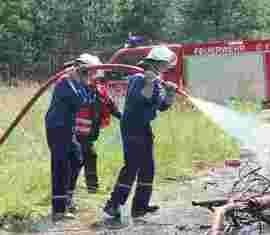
[
  {"xmin": 52, "ymin": 212, "xmax": 77, "ymax": 223},
  {"xmin": 66, "ymin": 199, "xmax": 79, "ymax": 214},
  {"xmin": 131, "ymin": 205, "xmax": 160, "ymax": 218},
  {"xmin": 103, "ymin": 200, "xmax": 120, "ymax": 218},
  {"xmin": 52, "ymin": 212, "xmax": 65, "ymax": 223},
  {"xmin": 87, "ymin": 182, "xmax": 99, "ymax": 193}
]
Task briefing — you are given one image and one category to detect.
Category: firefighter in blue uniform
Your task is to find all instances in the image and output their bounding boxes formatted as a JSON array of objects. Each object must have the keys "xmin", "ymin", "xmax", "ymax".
[
  {"xmin": 45, "ymin": 53, "xmax": 98, "ymax": 222},
  {"xmin": 67, "ymin": 66, "xmax": 122, "ymax": 213},
  {"xmin": 104, "ymin": 46, "xmax": 178, "ymax": 218}
]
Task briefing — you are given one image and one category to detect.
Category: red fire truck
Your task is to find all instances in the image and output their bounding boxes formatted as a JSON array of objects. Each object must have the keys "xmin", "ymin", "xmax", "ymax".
[{"xmin": 108, "ymin": 39, "xmax": 270, "ymax": 104}]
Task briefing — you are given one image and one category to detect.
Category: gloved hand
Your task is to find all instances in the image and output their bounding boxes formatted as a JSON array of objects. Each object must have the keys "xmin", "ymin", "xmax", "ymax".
[
  {"xmin": 163, "ymin": 81, "xmax": 177, "ymax": 105},
  {"xmin": 163, "ymin": 81, "xmax": 178, "ymax": 92}
]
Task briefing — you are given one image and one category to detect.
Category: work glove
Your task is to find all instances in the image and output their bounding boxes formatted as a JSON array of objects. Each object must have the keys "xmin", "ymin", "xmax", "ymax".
[
  {"xmin": 163, "ymin": 81, "xmax": 177, "ymax": 105},
  {"xmin": 164, "ymin": 81, "xmax": 177, "ymax": 92}
]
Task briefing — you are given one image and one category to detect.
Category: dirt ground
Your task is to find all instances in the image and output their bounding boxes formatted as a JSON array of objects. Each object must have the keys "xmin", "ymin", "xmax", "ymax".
[
  {"xmin": 1, "ymin": 147, "xmax": 270, "ymax": 235},
  {"xmin": 12, "ymin": 177, "xmax": 211, "ymax": 235}
]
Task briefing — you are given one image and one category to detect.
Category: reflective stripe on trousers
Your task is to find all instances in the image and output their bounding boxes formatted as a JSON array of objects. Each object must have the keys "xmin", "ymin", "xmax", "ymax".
[{"xmin": 110, "ymin": 125, "xmax": 155, "ymax": 209}]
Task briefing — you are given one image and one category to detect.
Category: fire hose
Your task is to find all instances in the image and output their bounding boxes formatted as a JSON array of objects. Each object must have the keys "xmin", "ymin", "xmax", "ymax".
[
  {"xmin": 0, "ymin": 69, "xmax": 66, "ymax": 146},
  {"xmin": 0, "ymin": 64, "xmax": 188, "ymax": 147}
]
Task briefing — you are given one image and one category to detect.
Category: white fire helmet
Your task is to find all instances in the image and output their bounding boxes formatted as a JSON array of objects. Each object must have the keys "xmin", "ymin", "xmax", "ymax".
[
  {"xmin": 76, "ymin": 53, "xmax": 102, "ymax": 66},
  {"xmin": 76, "ymin": 53, "xmax": 104, "ymax": 78},
  {"xmin": 145, "ymin": 46, "xmax": 177, "ymax": 67}
]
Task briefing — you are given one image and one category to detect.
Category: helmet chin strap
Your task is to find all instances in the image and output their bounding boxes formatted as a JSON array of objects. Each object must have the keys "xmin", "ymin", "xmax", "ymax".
[
  {"xmin": 149, "ymin": 63, "xmax": 160, "ymax": 76},
  {"xmin": 76, "ymin": 72, "xmax": 88, "ymax": 85}
]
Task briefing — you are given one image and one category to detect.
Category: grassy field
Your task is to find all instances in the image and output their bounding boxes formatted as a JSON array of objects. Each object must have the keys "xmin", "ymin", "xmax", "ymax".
[{"xmin": 0, "ymin": 84, "xmax": 241, "ymax": 229}]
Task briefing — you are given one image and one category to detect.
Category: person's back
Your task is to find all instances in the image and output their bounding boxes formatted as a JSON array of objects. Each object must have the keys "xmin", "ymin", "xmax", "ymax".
[{"xmin": 46, "ymin": 77, "xmax": 89, "ymax": 133}]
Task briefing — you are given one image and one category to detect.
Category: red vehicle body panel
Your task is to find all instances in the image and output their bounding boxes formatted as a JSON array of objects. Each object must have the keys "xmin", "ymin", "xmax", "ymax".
[{"xmin": 110, "ymin": 40, "xmax": 270, "ymax": 99}]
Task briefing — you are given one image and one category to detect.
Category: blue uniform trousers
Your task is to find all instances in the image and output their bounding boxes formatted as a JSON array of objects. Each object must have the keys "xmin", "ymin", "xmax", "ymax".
[
  {"xmin": 46, "ymin": 127, "xmax": 82, "ymax": 213},
  {"xmin": 68, "ymin": 135, "xmax": 98, "ymax": 193},
  {"xmin": 110, "ymin": 124, "xmax": 155, "ymax": 210},
  {"xmin": 67, "ymin": 137, "xmax": 83, "ymax": 204}
]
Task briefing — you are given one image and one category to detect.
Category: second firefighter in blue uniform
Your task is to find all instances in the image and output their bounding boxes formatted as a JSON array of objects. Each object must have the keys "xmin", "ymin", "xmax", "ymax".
[{"xmin": 104, "ymin": 46, "xmax": 179, "ymax": 218}]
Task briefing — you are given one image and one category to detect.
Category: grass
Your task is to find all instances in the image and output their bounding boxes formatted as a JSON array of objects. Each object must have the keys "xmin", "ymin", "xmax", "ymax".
[{"xmin": 0, "ymin": 83, "xmax": 241, "ymax": 231}]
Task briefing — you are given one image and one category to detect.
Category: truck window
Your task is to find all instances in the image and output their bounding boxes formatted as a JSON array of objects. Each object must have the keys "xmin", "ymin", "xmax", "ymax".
[
  {"xmin": 102, "ymin": 53, "xmax": 146, "ymax": 81},
  {"xmin": 116, "ymin": 53, "xmax": 146, "ymax": 66}
]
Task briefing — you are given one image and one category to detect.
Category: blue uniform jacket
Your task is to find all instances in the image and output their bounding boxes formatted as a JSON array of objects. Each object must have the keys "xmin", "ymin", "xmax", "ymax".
[
  {"xmin": 45, "ymin": 78, "xmax": 92, "ymax": 135},
  {"xmin": 121, "ymin": 73, "xmax": 170, "ymax": 131}
]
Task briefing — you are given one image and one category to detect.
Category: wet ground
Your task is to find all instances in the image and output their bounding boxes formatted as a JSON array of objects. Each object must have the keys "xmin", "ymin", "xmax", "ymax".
[
  {"xmin": 1, "ymin": 147, "xmax": 269, "ymax": 235},
  {"xmin": 0, "ymin": 166, "xmax": 214, "ymax": 235},
  {"xmin": 19, "ymin": 178, "xmax": 212, "ymax": 235}
]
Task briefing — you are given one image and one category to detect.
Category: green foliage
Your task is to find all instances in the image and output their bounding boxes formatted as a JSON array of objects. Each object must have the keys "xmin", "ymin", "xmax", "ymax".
[
  {"xmin": 0, "ymin": 0, "xmax": 33, "ymax": 34},
  {"xmin": 0, "ymin": 0, "xmax": 33, "ymax": 64},
  {"xmin": 163, "ymin": 0, "xmax": 270, "ymax": 42},
  {"xmin": 1, "ymin": 0, "xmax": 270, "ymax": 77},
  {"xmin": 116, "ymin": 0, "xmax": 168, "ymax": 39}
]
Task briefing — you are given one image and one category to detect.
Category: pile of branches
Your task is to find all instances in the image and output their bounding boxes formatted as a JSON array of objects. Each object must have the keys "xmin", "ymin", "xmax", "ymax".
[
  {"xmin": 193, "ymin": 161, "xmax": 270, "ymax": 234},
  {"xmin": 226, "ymin": 162, "xmax": 270, "ymax": 233}
]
